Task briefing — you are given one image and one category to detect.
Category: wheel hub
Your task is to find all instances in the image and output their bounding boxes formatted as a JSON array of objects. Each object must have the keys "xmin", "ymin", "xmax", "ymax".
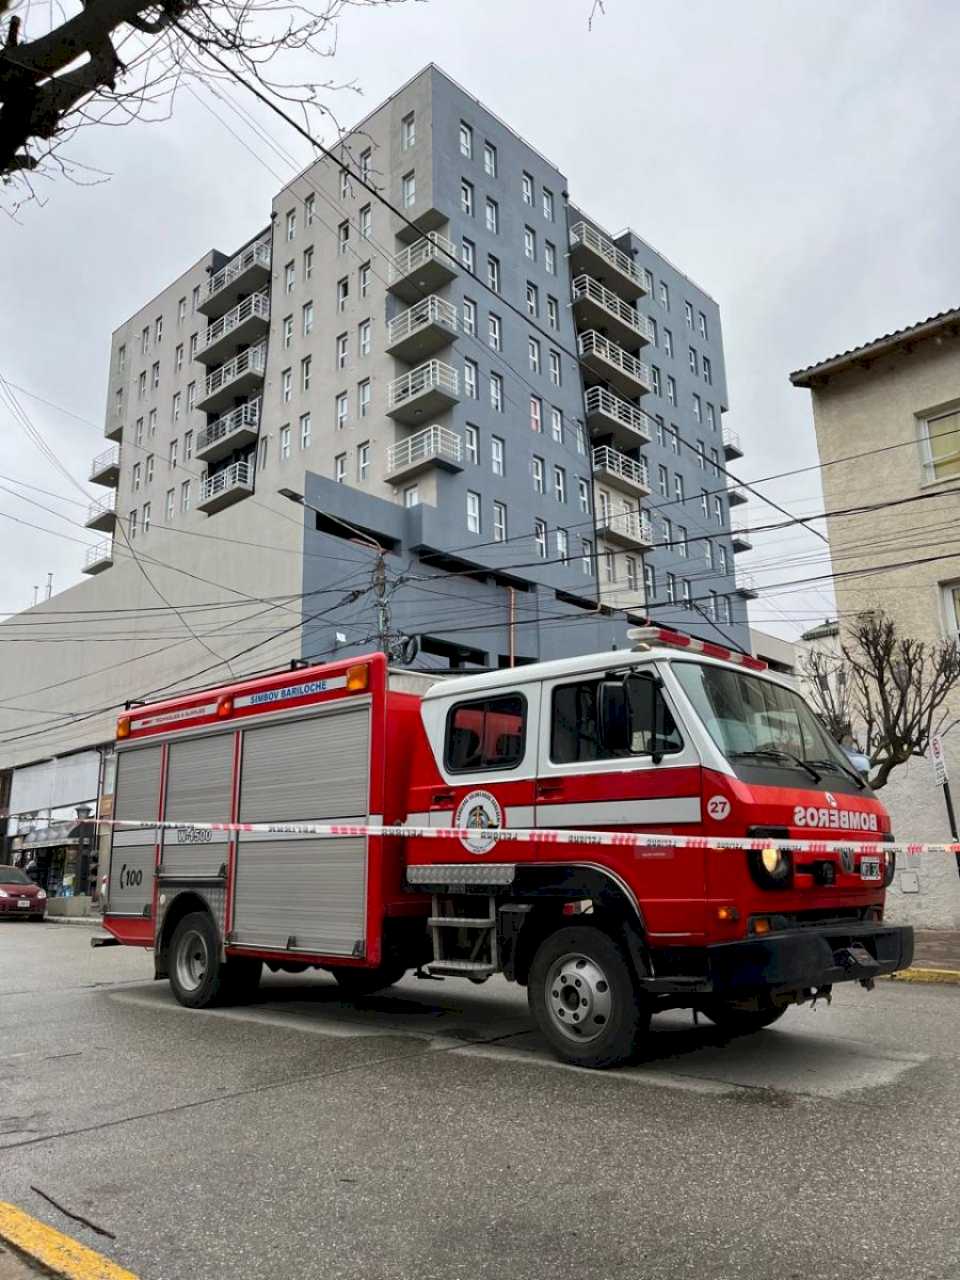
[
  {"xmin": 175, "ymin": 928, "xmax": 209, "ymax": 993},
  {"xmin": 545, "ymin": 952, "xmax": 613, "ymax": 1044}
]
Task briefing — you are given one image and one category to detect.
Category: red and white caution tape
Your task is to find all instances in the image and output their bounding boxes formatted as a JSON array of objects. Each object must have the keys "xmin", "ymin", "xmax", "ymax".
[{"xmin": 84, "ymin": 816, "xmax": 954, "ymax": 858}]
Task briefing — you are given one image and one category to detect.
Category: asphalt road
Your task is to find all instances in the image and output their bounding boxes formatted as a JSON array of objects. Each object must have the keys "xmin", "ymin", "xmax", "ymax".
[{"xmin": 2, "ymin": 923, "xmax": 960, "ymax": 1280}]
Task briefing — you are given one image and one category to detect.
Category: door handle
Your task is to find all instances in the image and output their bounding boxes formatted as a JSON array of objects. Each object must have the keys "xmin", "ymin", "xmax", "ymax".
[
  {"xmin": 432, "ymin": 790, "xmax": 455, "ymax": 805},
  {"xmin": 536, "ymin": 781, "xmax": 564, "ymax": 797}
]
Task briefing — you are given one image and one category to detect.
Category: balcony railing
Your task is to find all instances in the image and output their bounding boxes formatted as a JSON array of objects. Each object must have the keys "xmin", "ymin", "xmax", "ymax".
[
  {"xmin": 569, "ymin": 221, "xmax": 646, "ymax": 297},
  {"xmin": 592, "ymin": 446, "xmax": 649, "ymax": 491},
  {"xmin": 736, "ymin": 571, "xmax": 758, "ymax": 597},
  {"xmin": 387, "ymin": 425, "xmax": 463, "ymax": 478},
  {"xmin": 196, "ymin": 400, "xmax": 260, "ymax": 463},
  {"xmin": 723, "ymin": 427, "xmax": 743, "ymax": 460},
  {"xmin": 197, "ymin": 292, "xmax": 270, "ymax": 360},
  {"xmin": 85, "ymin": 493, "xmax": 117, "ymax": 532},
  {"xmin": 579, "ymin": 330, "xmax": 651, "ymax": 395},
  {"xmin": 198, "ymin": 460, "xmax": 254, "ymax": 513},
  {"xmin": 583, "ymin": 385, "xmax": 653, "ymax": 444},
  {"xmin": 197, "ymin": 343, "xmax": 266, "ymax": 412},
  {"xmin": 598, "ymin": 507, "xmax": 652, "ymax": 547},
  {"xmin": 388, "ymin": 233, "xmax": 458, "ymax": 301},
  {"xmin": 89, "ymin": 444, "xmax": 120, "ymax": 486},
  {"xmin": 387, "ymin": 296, "xmax": 458, "ymax": 358},
  {"xmin": 203, "ymin": 235, "xmax": 271, "ymax": 307},
  {"xmin": 83, "ymin": 540, "xmax": 113, "ymax": 574},
  {"xmin": 572, "ymin": 276, "xmax": 654, "ymax": 345},
  {"xmin": 386, "ymin": 359, "xmax": 459, "ymax": 420}
]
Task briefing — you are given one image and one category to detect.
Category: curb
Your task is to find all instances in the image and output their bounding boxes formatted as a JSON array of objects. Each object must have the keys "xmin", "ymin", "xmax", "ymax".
[
  {"xmin": 0, "ymin": 1203, "xmax": 138, "ymax": 1279},
  {"xmin": 883, "ymin": 967, "xmax": 960, "ymax": 986},
  {"xmin": 44, "ymin": 916, "xmax": 103, "ymax": 927}
]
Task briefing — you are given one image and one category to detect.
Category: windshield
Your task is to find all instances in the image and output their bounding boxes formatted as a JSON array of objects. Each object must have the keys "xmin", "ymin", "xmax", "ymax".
[
  {"xmin": 671, "ymin": 661, "xmax": 853, "ymax": 771},
  {"xmin": 0, "ymin": 865, "xmax": 31, "ymax": 886}
]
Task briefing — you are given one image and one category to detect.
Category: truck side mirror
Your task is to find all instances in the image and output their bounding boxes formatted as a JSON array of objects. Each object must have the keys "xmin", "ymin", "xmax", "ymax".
[{"xmin": 597, "ymin": 680, "xmax": 632, "ymax": 753}]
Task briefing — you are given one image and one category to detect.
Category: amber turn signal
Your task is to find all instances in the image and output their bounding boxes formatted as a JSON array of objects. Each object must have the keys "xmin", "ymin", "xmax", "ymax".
[
  {"xmin": 346, "ymin": 663, "xmax": 369, "ymax": 692},
  {"xmin": 216, "ymin": 696, "xmax": 233, "ymax": 718},
  {"xmin": 716, "ymin": 905, "xmax": 739, "ymax": 923},
  {"xmin": 752, "ymin": 917, "xmax": 772, "ymax": 935},
  {"xmin": 116, "ymin": 716, "xmax": 130, "ymax": 740}
]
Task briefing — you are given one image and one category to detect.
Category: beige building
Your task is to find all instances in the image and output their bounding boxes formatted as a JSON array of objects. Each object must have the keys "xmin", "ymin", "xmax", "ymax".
[{"xmin": 791, "ymin": 307, "xmax": 960, "ymax": 926}]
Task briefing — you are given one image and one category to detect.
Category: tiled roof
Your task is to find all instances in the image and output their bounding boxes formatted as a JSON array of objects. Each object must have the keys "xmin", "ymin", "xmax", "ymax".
[{"xmin": 790, "ymin": 306, "xmax": 960, "ymax": 386}]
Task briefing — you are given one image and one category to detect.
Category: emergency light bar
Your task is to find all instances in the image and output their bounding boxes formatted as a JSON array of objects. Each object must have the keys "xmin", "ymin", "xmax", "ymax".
[{"xmin": 628, "ymin": 625, "xmax": 767, "ymax": 671}]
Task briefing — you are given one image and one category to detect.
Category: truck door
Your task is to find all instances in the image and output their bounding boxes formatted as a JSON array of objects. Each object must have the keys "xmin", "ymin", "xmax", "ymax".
[
  {"xmin": 231, "ymin": 702, "xmax": 371, "ymax": 956},
  {"xmin": 535, "ymin": 667, "xmax": 709, "ymax": 938},
  {"xmin": 108, "ymin": 744, "xmax": 162, "ymax": 919}
]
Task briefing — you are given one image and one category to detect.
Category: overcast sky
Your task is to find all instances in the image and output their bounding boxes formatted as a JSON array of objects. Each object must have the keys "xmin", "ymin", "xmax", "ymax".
[{"xmin": 3, "ymin": 0, "xmax": 959, "ymax": 639}]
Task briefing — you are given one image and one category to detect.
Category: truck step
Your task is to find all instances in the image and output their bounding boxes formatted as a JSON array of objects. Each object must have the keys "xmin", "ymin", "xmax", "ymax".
[
  {"xmin": 425, "ymin": 960, "xmax": 496, "ymax": 977},
  {"xmin": 429, "ymin": 916, "xmax": 495, "ymax": 929}
]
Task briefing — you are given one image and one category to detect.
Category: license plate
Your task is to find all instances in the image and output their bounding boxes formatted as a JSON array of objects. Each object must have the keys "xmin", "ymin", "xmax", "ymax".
[
  {"xmin": 17, "ymin": 898, "xmax": 30, "ymax": 908},
  {"xmin": 860, "ymin": 857, "xmax": 881, "ymax": 881}
]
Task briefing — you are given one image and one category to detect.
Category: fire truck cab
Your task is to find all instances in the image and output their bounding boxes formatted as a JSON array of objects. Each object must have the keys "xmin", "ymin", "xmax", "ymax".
[{"xmin": 102, "ymin": 628, "xmax": 913, "ymax": 1069}]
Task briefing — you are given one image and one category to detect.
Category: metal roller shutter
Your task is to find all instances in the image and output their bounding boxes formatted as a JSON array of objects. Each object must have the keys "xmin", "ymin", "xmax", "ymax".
[
  {"xmin": 114, "ymin": 746, "xmax": 163, "ymax": 824},
  {"xmin": 165, "ymin": 733, "xmax": 234, "ymax": 823},
  {"xmin": 238, "ymin": 707, "xmax": 370, "ymax": 821},
  {"xmin": 110, "ymin": 745, "xmax": 162, "ymax": 916}
]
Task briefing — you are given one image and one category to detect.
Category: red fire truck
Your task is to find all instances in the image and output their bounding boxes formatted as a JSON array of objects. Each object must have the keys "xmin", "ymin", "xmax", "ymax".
[{"xmin": 100, "ymin": 627, "xmax": 913, "ymax": 1068}]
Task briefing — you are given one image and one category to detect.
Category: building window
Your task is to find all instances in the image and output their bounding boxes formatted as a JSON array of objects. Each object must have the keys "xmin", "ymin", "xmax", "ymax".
[
  {"xmin": 401, "ymin": 171, "xmax": 415, "ymax": 208},
  {"xmin": 484, "ymin": 142, "xmax": 497, "ymax": 177},
  {"xmin": 644, "ymin": 562, "xmax": 655, "ymax": 598},
  {"xmin": 175, "ymin": 343, "xmax": 183, "ymax": 372},
  {"xmin": 141, "ymin": 325, "xmax": 149, "ymax": 355},
  {"xmin": 487, "ymin": 255, "xmax": 501, "ymax": 293},
  {"xmin": 532, "ymin": 456, "xmax": 545, "ymax": 494},
  {"xmin": 165, "ymin": 488, "xmax": 175, "ymax": 520},
  {"xmin": 129, "ymin": 509, "xmax": 137, "ymax": 540},
  {"xmin": 358, "ymin": 319, "xmax": 370, "ymax": 356},
  {"xmin": 650, "ymin": 365, "xmax": 661, "ymax": 396},
  {"xmin": 549, "ymin": 351, "xmax": 561, "ymax": 386},
  {"xmin": 604, "ymin": 549, "xmax": 615, "ymax": 583},
  {"xmin": 140, "ymin": 500, "xmax": 151, "ymax": 534},
  {"xmin": 674, "ymin": 473, "xmax": 684, "ymax": 502},
  {"xmin": 707, "ymin": 403, "xmax": 716, "ymax": 431},
  {"xmin": 699, "ymin": 311, "xmax": 708, "ymax": 339},
  {"xmin": 547, "ymin": 296, "xmax": 559, "ymax": 329},
  {"xmin": 523, "ymin": 226, "xmax": 536, "ymax": 260},
  {"xmin": 118, "ymin": 343, "xmax": 127, "ymax": 372},
  {"xmin": 669, "ymin": 425, "xmax": 680, "ymax": 455},
  {"xmin": 281, "ymin": 368, "xmax": 292, "ymax": 402},
  {"xmin": 180, "ymin": 479, "xmax": 191, "ymax": 512},
  {"xmin": 466, "ymin": 490, "xmax": 481, "ymax": 534},
  {"xmin": 404, "ymin": 484, "xmax": 419, "ymax": 508},
  {"xmin": 581, "ymin": 538, "xmax": 593, "ymax": 575},
  {"xmin": 304, "ymin": 194, "xmax": 315, "ymax": 226},
  {"xmin": 187, "ymin": 382, "xmax": 195, "ymax": 412},
  {"xmin": 491, "ymin": 435, "xmax": 504, "ymax": 476},
  {"xmin": 493, "ymin": 501, "xmax": 507, "ymax": 543},
  {"xmin": 526, "ymin": 283, "xmax": 539, "ymax": 317},
  {"xmin": 337, "ymin": 277, "xmax": 349, "ymax": 311},
  {"xmin": 358, "ymin": 379, "xmax": 370, "ymax": 417},
  {"xmin": 302, "ymin": 246, "xmax": 313, "ymax": 281},
  {"xmin": 336, "ymin": 333, "xmax": 348, "ymax": 370},
  {"xmin": 151, "ymin": 361, "xmax": 159, "ymax": 389},
  {"xmin": 463, "ymin": 298, "xmax": 476, "ymax": 336},
  {"xmin": 192, "ymin": 285, "xmax": 201, "ymax": 313},
  {"xmin": 258, "ymin": 436, "xmax": 268, "ymax": 471},
  {"xmin": 710, "ymin": 446, "xmax": 720, "ymax": 476},
  {"xmin": 299, "ymin": 412, "xmax": 312, "ymax": 449},
  {"xmin": 285, "ymin": 209, "xmax": 296, "ymax": 242},
  {"xmin": 459, "ymin": 122, "xmax": 473, "ymax": 158},
  {"xmin": 461, "ymin": 179, "xmax": 474, "ymax": 217},
  {"xmin": 550, "ymin": 407, "xmax": 563, "ymax": 443},
  {"xmin": 666, "ymin": 375, "xmax": 677, "ymax": 406},
  {"xmin": 282, "ymin": 316, "xmax": 293, "ymax": 349},
  {"xmin": 542, "ymin": 188, "xmax": 554, "ymax": 221},
  {"xmin": 556, "ymin": 528, "xmax": 569, "ymax": 564},
  {"xmin": 921, "ymin": 409, "xmax": 960, "ymax": 483},
  {"xmin": 663, "ymin": 328, "xmax": 673, "ymax": 358},
  {"xmin": 357, "ymin": 441, "xmax": 370, "ymax": 482},
  {"xmin": 657, "ymin": 464, "xmax": 668, "ymax": 498},
  {"xmin": 534, "ymin": 519, "xmax": 547, "ymax": 558},
  {"xmin": 488, "ymin": 313, "xmax": 502, "ymax": 351},
  {"xmin": 680, "ymin": 580, "xmax": 691, "ymax": 609},
  {"xmin": 169, "ymin": 438, "xmax": 178, "ymax": 469},
  {"xmin": 280, "ymin": 424, "xmax": 291, "ymax": 460},
  {"xmin": 685, "ymin": 301, "xmax": 694, "ymax": 329},
  {"xmin": 336, "ymin": 391, "xmax": 348, "ymax": 429},
  {"xmin": 132, "ymin": 461, "xmax": 142, "ymax": 492},
  {"xmin": 485, "ymin": 197, "xmax": 499, "ymax": 234},
  {"xmin": 666, "ymin": 572, "xmax": 677, "ymax": 604},
  {"xmin": 190, "ymin": 332, "xmax": 198, "ymax": 358},
  {"xmin": 359, "ymin": 262, "xmax": 370, "ymax": 297},
  {"xmin": 553, "ymin": 466, "xmax": 566, "ymax": 504},
  {"xmin": 462, "ymin": 238, "xmax": 475, "ymax": 273},
  {"xmin": 544, "ymin": 242, "xmax": 556, "ymax": 275},
  {"xmin": 522, "ymin": 172, "xmax": 534, "ymax": 205},
  {"xmin": 578, "ymin": 477, "xmax": 590, "ymax": 513},
  {"xmin": 285, "ymin": 261, "xmax": 295, "ymax": 293},
  {"xmin": 465, "ymin": 424, "xmax": 479, "ymax": 465},
  {"xmin": 659, "ymin": 281, "xmax": 670, "ymax": 310},
  {"xmin": 182, "ymin": 433, "xmax": 191, "ymax": 463},
  {"xmin": 303, "ymin": 302, "xmax": 314, "ymax": 337},
  {"xmin": 148, "ymin": 408, "xmax": 156, "ymax": 435},
  {"xmin": 172, "ymin": 391, "xmax": 181, "ymax": 422},
  {"xmin": 689, "ymin": 347, "xmax": 698, "ymax": 376},
  {"xmin": 714, "ymin": 496, "xmax": 723, "ymax": 524},
  {"xmin": 135, "ymin": 417, "xmax": 144, "ymax": 446},
  {"xmin": 530, "ymin": 395, "xmax": 543, "ymax": 432},
  {"xmin": 718, "ymin": 544, "xmax": 728, "ymax": 575},
  {"xmin": 703, "ymin": 355, "xmax": 712, "ymax": 385},
  {"xmin": 401, "ymin": 110, "xmax": 415, "ymax": 150},
  {"xmin": 626, "ymin": 556, "xmax": 639, "ymax": 592},
  {"xmin": 464, "ymin": 359, "xmax": 478, "ymax": 399},
  {"xmin": 359, "ymin": 149, "xmax": 371, "ymax": 181},
  {"xmin": 529, "ymin": 337, "xmax": 541, "ymax": 373},
  {"xmin": 490, "ymin": 372, "xmax": 503, "ymax": 411},
  {"xmin": 663, "ymin": 517, "xmax": 673, "ymax": 548},
  {"xmin": 693, "ymin": 394, "xmax": 702, "ymax": 423},
  {"xmin": 359, "ymin": 205, "xmax": 372, "ymax": 240},
  {"xmin": 705, "ymin": 537, "xmax": 714, "ymax": 570},
  {"xmin": 340, "ymin": 168, "xmax": 349, "ymax": 199},
  {"xmin": 335, "ymin": 453, "xmax": 346, "ymax": 483}
]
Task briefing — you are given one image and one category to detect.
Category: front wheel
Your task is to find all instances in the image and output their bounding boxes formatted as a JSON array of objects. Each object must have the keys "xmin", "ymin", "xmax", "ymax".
[
  {"xmin": 169, "ymin": 911, "xmax": 261, "ymax": 1008},
  {"xmin": 700, "ymin": 999, "xmax": 787, "ymax": 1036},
  {"xmin": 528, "ymin": 926, "xmax": 649, "ymax": 1069}
]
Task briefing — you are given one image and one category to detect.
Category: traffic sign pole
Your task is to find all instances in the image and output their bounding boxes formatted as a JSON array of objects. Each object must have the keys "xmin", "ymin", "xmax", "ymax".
[{"xmin": 930, "ymin": 735, "xmax": 960, "ymax": 879}]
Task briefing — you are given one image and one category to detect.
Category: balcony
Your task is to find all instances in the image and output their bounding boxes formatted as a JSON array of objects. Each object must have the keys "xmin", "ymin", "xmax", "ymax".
[
  {"xmin": 196, "ymin": 344, "xmax": 266, "ymax": 415},
  {"xmin": 727, "ymin": 485, "xmax": 748, "ymax": 507},
  {"xmin": 197, "ymin": 460, "xmax": 254, "ymax": 515},
  {"xmin": 85, "ymin": 493, "xmax": 116, "ymax": 533},
  {"xmin": 388, "ymin": 234, "xmax": 457, "ymax": 304},
  {"xmin": 731, "ymin": 516, "xmax": 752, "ymax": 553},
  {"xmin": 89, "ymin": 445, "xmax": 120, "ymax": 487},
  {"xmin": 82, "ymin": 540, "xmax": 113, "ymax": 575},
  {"xmin": 597, "ymin": 506, "xmax": 653, "ymax": 550},
  {"xmin": 199, "ymin": 235, "xmax": 272, "ymax": 316},
  {"xmin": 196, "ymin": 292, "xmax": 270, "ymax": 366},
  {"xmin": 386, "ymin": 425, "xmax": 463, "ymax": 484},
  {"xmin": 578, "ymin": 330, "xmax": 652, "ymax": 399},
  {"xmin": 386, "ymin": 359, "xmax": 459, "ymax": 424},
  {"xmin": 105, "ymin": 415, "xmax": 123, "ymax": 443},
  {"xmin": 735, "ymin": 571, "xmax": 759, "ymax": 599},
  {"xmin": 723, "ymin": 427, "xmax": 743, "ymax": 461},
  {"xmin": 592, "ymin": 446, "xmax": 650, "ymax": 497},
  {"xmin": 569, "ymin": 221, "xmax": 647, "ymax": 301},
  {"xmin": 572, "ymin": 276, "xmax": 654, "ymax": 349},
  {"xmin": 386, "ymin": 296, "xmax": 458, "ymax": 363},
  {"xmin": 196, "ymin": 401, "xmax": 260, "ymax": 466},
  {"xmin": 584, "ymin": 386, "xmax": 653, "ymax": 451}
]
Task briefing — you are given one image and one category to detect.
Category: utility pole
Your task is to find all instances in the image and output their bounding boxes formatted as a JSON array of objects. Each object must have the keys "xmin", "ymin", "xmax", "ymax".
[
  {"xmin": 373, "ymin": 550, "xmax": 390, "ymax": 656},
  {"xmin": 930, "ymin": 735, "xmax": 960, "ymax": 879}
]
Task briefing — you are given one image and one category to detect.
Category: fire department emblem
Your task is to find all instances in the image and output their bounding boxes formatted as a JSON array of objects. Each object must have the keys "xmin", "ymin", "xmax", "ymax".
[{"xmin": 455, "ymin": 790, "xmax": 503, "ymax": 855}]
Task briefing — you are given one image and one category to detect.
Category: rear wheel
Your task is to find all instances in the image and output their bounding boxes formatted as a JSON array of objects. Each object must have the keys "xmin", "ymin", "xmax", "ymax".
[
  {"xmin": 327, "ymin": 962, "xmax": 408, "ymax": 997},
  {"xmin": 168, "ymin": 911, "xmax": 261, "ymax": 1008},
  {"xmin": 701, "ymin": 999, "xmax": 787, "ymax": 1036},
  {"xmin": 528, "ymin": 925, "xmax": 649, "ymax": 1069}
]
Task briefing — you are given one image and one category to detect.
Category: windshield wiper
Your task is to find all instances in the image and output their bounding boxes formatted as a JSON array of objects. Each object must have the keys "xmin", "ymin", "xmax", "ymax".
[
  {"xmin": 731, "ymin": 748, "xmax": 822, "ymax": 784},
  {"xmin": 806, "ymin": 757, "xmax": 867, "ymax": 790}
]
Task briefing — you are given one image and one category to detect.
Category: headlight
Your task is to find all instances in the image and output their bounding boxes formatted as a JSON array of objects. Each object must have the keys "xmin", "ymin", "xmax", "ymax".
[
  {"xmin": 37, "ymin": 889, "xmax": 47, "ymax": 900},
  {"xmin": 749, "ymin": 846, "xmax": 792, "ymax": 889},
  {"xmin": 0, "ymin": 889, "xmax": 8, "ymax": 899}
]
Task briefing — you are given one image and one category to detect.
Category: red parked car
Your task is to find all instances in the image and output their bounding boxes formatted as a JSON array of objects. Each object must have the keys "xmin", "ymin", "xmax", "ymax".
[{"xmin": 0, "ymin": 866, "xmax": 47, "ymax": 920}]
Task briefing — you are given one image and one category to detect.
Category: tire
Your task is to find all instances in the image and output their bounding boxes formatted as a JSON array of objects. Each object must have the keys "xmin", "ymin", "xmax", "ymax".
[
  {"xmin": 527, "ymin": 925, "xmax": 650, "ymax": 1069},
  {"xmin": 701, "ymin": 999, "xmax": 788, "ymax": 1036},
  {"xmin": 168, "ymin": 911, "xmax": 232, "ymax": 1009},
  {"xmin": 327, "ymin": 962, "xmax": 408, "ymax": 997}
]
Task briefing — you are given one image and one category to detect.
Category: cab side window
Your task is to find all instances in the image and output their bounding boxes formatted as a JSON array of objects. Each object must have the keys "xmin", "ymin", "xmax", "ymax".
[
  {"xmin": 551, "ymin": 676, "xmax": 682, "ymax": 763},
  {"xmin": 445, "ymin": 694, "xmax": 526, "ymax": 772}
]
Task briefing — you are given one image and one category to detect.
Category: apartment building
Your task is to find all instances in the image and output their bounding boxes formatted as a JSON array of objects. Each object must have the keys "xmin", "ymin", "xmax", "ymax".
[
  {"xmin": 0, "ymin": 64, "xmax": 748, "ymax": 778},
  {"xmin": 791, "ymin": 307, "xmax": 960, "ymax": 926}
]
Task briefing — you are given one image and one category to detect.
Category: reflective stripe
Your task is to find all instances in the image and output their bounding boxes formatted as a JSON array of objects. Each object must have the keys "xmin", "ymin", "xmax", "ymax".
[{"xmin": 535, "ymin": 797, "xmax": 701, "ymax": 827}]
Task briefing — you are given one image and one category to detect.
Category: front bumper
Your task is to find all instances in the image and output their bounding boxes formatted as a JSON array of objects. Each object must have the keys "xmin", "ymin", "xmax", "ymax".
[{"xmin": 705, "ymin": 922, "xmax": 913, "ymax": 994}]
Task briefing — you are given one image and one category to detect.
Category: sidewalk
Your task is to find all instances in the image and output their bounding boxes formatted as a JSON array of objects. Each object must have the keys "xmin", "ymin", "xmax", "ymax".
[{"xmin": 901, "ymin": 930, "xmax": 960, "ymax": 983}]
